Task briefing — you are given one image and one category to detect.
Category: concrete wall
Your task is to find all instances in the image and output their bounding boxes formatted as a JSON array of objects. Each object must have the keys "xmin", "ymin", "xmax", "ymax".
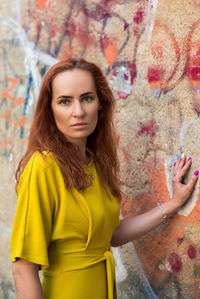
[{"xmin": 1, "ymin": 0, "xmax": 200, "ymax": 298}]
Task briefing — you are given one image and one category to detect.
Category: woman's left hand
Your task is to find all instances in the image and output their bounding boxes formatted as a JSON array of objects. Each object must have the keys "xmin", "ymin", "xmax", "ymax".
[
  {"xmin": 111, "ymin": 154, "xmax": 199, "ymax": 247},
  {"xmin": 172, "ymin": 154, "xmax": 199, "ymax": 209}
]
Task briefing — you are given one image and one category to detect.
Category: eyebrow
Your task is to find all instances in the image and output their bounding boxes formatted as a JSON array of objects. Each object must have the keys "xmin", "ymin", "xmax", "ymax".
[{"xmin": 56, "ymin": 91, "xmax": 96, "ymax": 100}]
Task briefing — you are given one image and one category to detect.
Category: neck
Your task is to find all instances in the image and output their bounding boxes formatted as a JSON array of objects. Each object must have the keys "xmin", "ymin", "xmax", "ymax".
[{"xmin": 75, "ymin": 144, "xmax": 90, "ymax": 164}]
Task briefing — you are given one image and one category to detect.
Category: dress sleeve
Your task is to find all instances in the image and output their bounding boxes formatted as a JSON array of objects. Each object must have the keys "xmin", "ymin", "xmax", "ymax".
[{"xmin": 11, "ymin": 152, "xmax": 55, "ymax": 270}]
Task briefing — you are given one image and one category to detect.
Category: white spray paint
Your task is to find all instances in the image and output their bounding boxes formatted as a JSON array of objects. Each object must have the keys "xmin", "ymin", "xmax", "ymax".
[
  {"xmin": 144, "ymin": 0, "xmax": 159, "ymax": 44},
  {"xmin": 165, "ymin": 119, "xmax": 200, "ymax": 216},
  {"xmin": 136, "ymin": 0, "xmax": 158, "ymax": 86},
  {"xmin": 112, "ymin": 246, "xmax": 128, "ymax": 282},
  {"xmin": 35, "ymin": 49, "xmax": 58, "ymax": 67},
  {"xmin": 0, "ymin": 15, "xmax": 41, "ymax": 99},
  {"xmin": 16, "ymin": 0, "xmax": 21, "ymax": 24}
]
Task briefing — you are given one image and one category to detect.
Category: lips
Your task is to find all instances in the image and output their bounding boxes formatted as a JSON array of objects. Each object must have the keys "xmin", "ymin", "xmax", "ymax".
[
  {"xmin": 70, "ymin": 123, "xmax": 88, "ymax": 130},
  {"xmin": 71, "ymin": 123, "xmax": 87, "ymax": 127}
]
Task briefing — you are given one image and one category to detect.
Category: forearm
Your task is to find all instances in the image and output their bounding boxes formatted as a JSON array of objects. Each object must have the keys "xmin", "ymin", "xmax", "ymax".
[
  {"xmin": 14, "ymin": 273, "xmax": 44, "ymax": 299},
  {"xmin": 111, "ymin": 199, "xmax": 179, "ymax": 247},
  {"xmin": 12, "ymin": 260, "xmax": 44, "ymax": 299},
  {"xmin": 111, "ymin": 155, "xmax": 199, "ymax": 247}
]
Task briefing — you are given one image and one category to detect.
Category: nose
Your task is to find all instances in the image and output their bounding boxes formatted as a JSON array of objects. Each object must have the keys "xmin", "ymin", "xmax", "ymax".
[{"xmin": 72, "ymin": 101, "xmax": 86, "ymax": 118}]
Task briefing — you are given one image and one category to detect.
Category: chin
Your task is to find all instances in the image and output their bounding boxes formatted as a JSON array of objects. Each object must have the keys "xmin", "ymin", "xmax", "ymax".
[
  {"xmin": 69, "ymin": 128, "xmax": 96, "ymax": 139},
  {"xmin": 64, "ymin": 133, "xmax": 88, "ymax": 144}
]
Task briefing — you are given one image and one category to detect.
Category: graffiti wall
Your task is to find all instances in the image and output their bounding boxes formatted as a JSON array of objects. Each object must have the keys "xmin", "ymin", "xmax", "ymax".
[{"xmin": 1, "ymin": 0, "xmax": 200, "ymax": 298}]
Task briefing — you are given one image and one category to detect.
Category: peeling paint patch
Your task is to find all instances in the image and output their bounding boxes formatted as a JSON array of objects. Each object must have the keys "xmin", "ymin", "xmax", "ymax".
[
  {"xmin": 167, "ymin": 252, "xmax": 182, "ymax": 273},
  {"xmin": 188, "ymin": 66, "xmax": 200, "ymax": 112},
  {"xmin": 147, "ymin": 66, "xmax": 165, "ymax": 98},
  {"xmin": 124, "ymin": 22, "xmax": 129, "ymax": 30},
  {"xmin": 133, "ymin": 9, "xmax": 144, "ymax": 24},
  {"xmin": 37, "ymin": 0, "xmax": 51, "ymax": 10},
  {"xmin": 109, "ymin": 63, "xmax": 136, "ymax": 99},
  {"xmin": 187, "ymin": 26, "xmax": 200, "ymax": 113},
  {"xmin": 187, "ymin": 245, "xmax": 196, "ymax": 259},
  {"xmin": 136, "ymin": 119, "xmax": 158, "ymax": 144},
  {"xmin": 158, "ymin": 264, "xmax": 165, "ymax": 271},
  {"xmin": 105, "ymin": 42, "xmax": 119, "ymax": 68},
  {"xmin": 177, "ymin": 237, "xmax": 184, "ymax": 245}
]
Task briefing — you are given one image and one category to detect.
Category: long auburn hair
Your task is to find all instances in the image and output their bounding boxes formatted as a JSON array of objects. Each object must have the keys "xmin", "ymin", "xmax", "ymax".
[{"xmin": 16, "ymin": 58, "xmax": 121, "ymax": 200}]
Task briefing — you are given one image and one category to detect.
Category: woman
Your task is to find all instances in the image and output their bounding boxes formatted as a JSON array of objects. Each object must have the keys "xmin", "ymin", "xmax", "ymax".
[{"xmin": 11, "ymin": 58, "xmax": 198, "ymax": 299}]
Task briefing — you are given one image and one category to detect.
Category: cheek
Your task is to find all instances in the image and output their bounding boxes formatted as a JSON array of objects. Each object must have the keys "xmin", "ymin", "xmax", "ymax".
[
  {"xmin": 53, "ymin": 109, "xmax": 69, "ymax": 127},
  {"xmin": 91, "ymin": 109, "xmax": 99, "ymax": 124},
  {"xmin": 91, "ymin": 112, "xmax": 99, "ymax": 132},
  {"xmin": 91, "ymin": 103, "xmax": 100, "ymax": 118}
]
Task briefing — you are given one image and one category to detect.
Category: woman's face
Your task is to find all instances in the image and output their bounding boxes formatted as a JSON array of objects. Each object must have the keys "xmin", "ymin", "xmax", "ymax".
[{"xmin": 51, "ymin": 69, "xmax": 100, "ymax": 147}]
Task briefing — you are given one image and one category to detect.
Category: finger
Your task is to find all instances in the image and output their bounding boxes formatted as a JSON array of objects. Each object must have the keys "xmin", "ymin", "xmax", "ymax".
[
  {"xmin": 173, "ymin": 154, "xmax": 186, "ymax": 178},
  {"xmin": 173, "ymin": 161, "xmax": 177, "ymax": 173},
  {"xmin": 173, "ymin": 163, "xmax": 181, "ymax": 182},
  {"xmin": 176, "ymin": 155, "xmax": 182, "ymax": 167},
  {"xmin": 178, "ymin": 153, "xmax": 186, "ymax": 169},
  {"xmin": 173, "ymin": 155, "xmax": 181, "ymax": 173},
  {"xmin": 186, "ymin": 170, "xmax": 199, "ymax": 191},
  {"xmin": 178, "ymin": 156, "xmax": 192, "ymax": 177}
]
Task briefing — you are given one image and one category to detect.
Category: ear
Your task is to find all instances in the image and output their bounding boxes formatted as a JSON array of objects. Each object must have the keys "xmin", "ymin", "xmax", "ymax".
[{"xmin": 98, "ymin": 105, "xmax": 102, "ymax": 111}]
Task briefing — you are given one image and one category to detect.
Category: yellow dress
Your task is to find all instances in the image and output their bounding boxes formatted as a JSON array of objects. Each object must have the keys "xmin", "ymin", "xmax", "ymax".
[{"xmin": 11, "ymin": 151, "xmax": 120, "ymax": 299}]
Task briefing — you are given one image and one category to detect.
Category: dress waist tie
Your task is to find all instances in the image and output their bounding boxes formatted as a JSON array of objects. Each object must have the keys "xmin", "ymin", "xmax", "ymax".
[
  {"xmin": 44, "ymin": 248, "xmax": 116, "ymax": 299},
  {"xmin": 104, "ymin": 250, "xmax": 115, "ymax": 299}
]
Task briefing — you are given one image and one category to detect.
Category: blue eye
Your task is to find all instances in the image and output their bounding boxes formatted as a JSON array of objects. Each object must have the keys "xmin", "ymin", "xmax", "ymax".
[
  {"xmin": 59, "ymin": 99, "xmax": 70, "ymax": 105},
  {"xmin": 83, "ymin": 96, "xmax": 93, "ymax": 102}
]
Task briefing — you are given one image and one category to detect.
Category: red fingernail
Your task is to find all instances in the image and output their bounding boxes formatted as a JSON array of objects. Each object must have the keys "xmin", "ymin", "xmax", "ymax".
[
  {"xmin": 194, "ymin": 170, "xmax": 199, "ymax": 176},
  {"xmin": 174, "ymin": 162, "xmax": 176, "ymax": 166},
  {"xmin": 188, "ymin": 157, "xmax": 191, "ymax": 161}
]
